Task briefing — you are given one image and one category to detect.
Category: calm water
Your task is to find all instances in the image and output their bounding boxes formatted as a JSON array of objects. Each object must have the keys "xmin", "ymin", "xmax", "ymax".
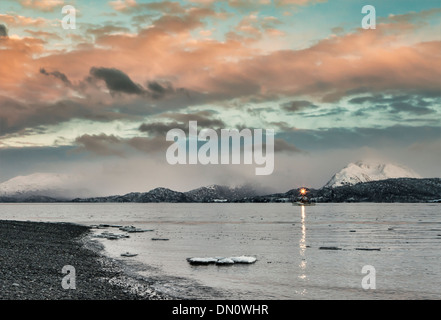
[{"xmin": 1, "ymin": 203, "xmax": 440, "ymax": 299}]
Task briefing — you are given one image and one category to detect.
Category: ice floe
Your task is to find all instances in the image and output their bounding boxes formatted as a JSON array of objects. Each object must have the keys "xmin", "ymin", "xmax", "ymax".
[
  {"xmin": 93, "ymin": 231, "xmax": 130, "ymax": 240},
  {"xmin": 187, "ymin": 255, "xmax": 257, "ymax": 266},
  {"xmin": 119, "ymin": 226, "xmax": 154, "ymax": 233},
  {"xmin": 230, "ymin": 256, "xmax": 257, "ymax": 264},
  {"xmin": 186, "ymin": 257, "xmax": 218, "ymax": 265},
  {"xmin": 216, "ymin": 258, "xmax": 234, "ymax": 265},
  {"xmin": 121, "ymin": 252, "xmax": 138, "ymax": 257}
]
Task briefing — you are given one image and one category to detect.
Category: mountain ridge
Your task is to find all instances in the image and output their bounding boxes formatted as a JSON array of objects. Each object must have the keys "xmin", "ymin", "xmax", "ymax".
[
  {"xmin": 0, "ymin": 172, "xmax": 90, "ymax": 200},
  {"xmin": 1, "ymin": 162, "xmax": 439, "ymax": 203},
  {"xmin": 324, "ymin": 161, "xmax": 421, "ymax": 188},
  {"xmin": 0, "ymin": 177, "xmax": 438, "ymax": 203}
]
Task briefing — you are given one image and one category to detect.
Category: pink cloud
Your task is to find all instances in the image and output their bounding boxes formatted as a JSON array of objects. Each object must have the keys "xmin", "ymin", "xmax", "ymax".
[
  {"xmin": 0, "ymin": 8, "xmax": 440, "ymax": 137},
  {"xmin": 19, "ymin": 0, "xmax": 64, "ymax": 12},
  {"xmin": 0, "ymin": 13, "xmax": 48, "ymax": 27}
]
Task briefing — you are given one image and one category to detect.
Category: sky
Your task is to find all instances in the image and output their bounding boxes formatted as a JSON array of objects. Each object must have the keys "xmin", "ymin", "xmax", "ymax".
[{"xmin": 0, "ymin": 0, "xmax": 440, "ymax": 195}]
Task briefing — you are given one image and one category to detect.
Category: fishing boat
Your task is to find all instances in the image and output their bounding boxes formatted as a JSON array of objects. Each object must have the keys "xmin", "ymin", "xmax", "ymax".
[{"xmin": 292, "ymin": 188, "xmax": 316, "ymax": 206}]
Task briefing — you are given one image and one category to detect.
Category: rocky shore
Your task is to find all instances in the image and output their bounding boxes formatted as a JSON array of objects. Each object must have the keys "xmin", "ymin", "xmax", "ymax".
[{"xmin": 0, "ymin": 220, "xmax": 168, "ymax": 300}]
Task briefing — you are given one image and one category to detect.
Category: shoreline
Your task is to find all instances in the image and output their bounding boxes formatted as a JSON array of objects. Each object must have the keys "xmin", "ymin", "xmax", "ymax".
[{"xmin": 0, "ymin": 220, "xmax": 170, "ymax": 300}]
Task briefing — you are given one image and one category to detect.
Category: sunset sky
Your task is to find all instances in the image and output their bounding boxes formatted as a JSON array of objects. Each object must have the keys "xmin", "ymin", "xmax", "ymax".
[{"xmin": 0, "ymin": 0, "xmax": 440, "ymax": 195}]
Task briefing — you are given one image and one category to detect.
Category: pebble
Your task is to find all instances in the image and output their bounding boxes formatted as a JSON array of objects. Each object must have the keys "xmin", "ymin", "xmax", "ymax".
[{"xmin": 0, "ymin": 220, "xmax": 169, "ymax": 300}]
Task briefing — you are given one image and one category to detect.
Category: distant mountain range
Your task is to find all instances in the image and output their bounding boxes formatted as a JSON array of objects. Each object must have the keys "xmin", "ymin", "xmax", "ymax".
[
  {"xmin": 0, "ymin": 161, "xmax": 440, "ymax": 203},
  {"xmin": 0, "ymin": 173, "xmax": 90, "ymax": 201},
  {"xmin": 70, "ymin": 185, "xmax": 260, "ymax": 203},
  {"xmin": 250, "ymin": 178, "xmax": 441, "ymax": 203}
]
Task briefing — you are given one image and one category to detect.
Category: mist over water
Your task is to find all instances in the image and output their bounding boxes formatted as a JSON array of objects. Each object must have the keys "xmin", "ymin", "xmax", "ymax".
[{"xmin": 1, "ymin": 203, "xmax": 440, "ymax": 299}]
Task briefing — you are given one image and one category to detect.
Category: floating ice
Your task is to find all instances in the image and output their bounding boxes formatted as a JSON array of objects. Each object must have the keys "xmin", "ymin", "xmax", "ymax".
[
  {"xmin": 186, "ymin": 257, "xmax": 218, "ymax": 265},
  {"xmin": 187, "ymin": 256, "xmax": 257, "ymax": 265},
  {"xmin": 94, "ymin": 231, "xmax": 130, "ymax": 240},
  {"xmin": 216, "ymin": 258, "xmax": 234, "ymax": 265},
  {"xmin": 121, "ymin": 252, "xmax": 138, "ymax": 257},
  {"xmin": 230, "ymin": 256, "xmax": 257, "ymax": 264},
  {"xmin": 119, "ymin": 226, "xmax": 154, "ymax": 233}
]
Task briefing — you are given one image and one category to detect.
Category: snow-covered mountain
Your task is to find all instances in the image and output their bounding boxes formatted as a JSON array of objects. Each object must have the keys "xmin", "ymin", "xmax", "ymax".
[
  {"xmin": 324, "ymin": 161, "xmax": 421, "ymax": 188},
  {"xmin": 1, "ymin": 163, "xmax": 434, "ymax": 203},
  {"xmin": 72, "ymin": 184, "xmax": 261, "ymax": 203},
  {"xmin": 0, "ymin": 173, "xmax": 90, "ymax": 200},
  {"xmin": 185, "ymin": 184, "xmax": 259, "ymax": 202}
]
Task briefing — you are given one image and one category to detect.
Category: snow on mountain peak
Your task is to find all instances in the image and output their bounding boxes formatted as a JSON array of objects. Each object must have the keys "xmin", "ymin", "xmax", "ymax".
[
  {"xmin": 324, "ymin": 161, "xmax": 421, "ymax": 188},
  {"xmin": 0, "ymin": 172, "xmax": 89, "ymax": 199}
]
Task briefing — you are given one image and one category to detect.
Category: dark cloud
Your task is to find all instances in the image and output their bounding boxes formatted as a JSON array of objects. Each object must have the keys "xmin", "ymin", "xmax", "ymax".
[
  {"xmin": 147, "ymin": 80, "xmax": 175, "ymax": 99},
  {"xmin": 88, "ymin": 67, "xmax": 179, "ymax": 99},
  {"xmin": 278, "ymin": 125, "xmax": 441, "ymax": 151},
  {"xmin": 147, "ymin": 81, "xmax": 166, "ymax": 95},
  {"xmin": 352, "ymin": 104, "xmax": 388, "ymax": 117},
  {"xmin": 348, "ymin": 95, "xmax": 378, "ymax": 105},
  {"xmin": 75, "ymin": 134, "xmax": 127, "ymax": 157},
  {"xmin": 348, "ymin": 94, "xmax": 437, "ymax": 115},
  {"xmin": 348, "ymin": 94, "xmax": 412, "ymax": 105},
  {"xmin": 0, "ymin": 24, "xmax": 7, "ymax": 37},
  {"xmin": 139, "ymin": 111, "xmax": 227, "ymax": 136},
  {"xmin": 281, "ymin": 100, "xmax": 319, "ymax": 112},
  {"xmin": 74, "ymin": 133, "xmax": 170, "ymax": 156},
  {"xmin": 389, "ymin": 102, "xmax": 435, "ymax": 115},
  {"xmin": 0, "ymin": 96, "xmax": 128, "ymax": 136},
  {"xmin": 90, "ymin": 67, "xmax": 145, "ymax": 95},
  {"xmin": 165, "ymin": 111, "xmax": 226, "ymax": 128},
  {"xmin": 40, "ymin": 68, "xmax": 72, "ymax": 86},
  {"xmin": 126, "ymin": 136, "xmax": 171, "ymax": 153},
  {"xmin": 273, "ymin": 138, "xmax": 303, "ymax": 153},
  {"xmin": 139, "ymin": 121, "xmax": 186, "ymax": 136},
  {"xmin": 303, "ymin": 107, "xmax": 348, "ymax": 118}
]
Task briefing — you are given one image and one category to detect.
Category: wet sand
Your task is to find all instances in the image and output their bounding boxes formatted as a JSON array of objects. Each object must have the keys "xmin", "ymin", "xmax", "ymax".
[{"xmin": 0, "ymin": 220, "xmax": 168, "ymax": 300}]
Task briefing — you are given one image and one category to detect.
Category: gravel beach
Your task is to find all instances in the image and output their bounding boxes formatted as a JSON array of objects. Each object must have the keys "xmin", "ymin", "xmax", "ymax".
[{"xmin": 0, "ymin": 220, "xmax": 168, "ymax": 300}]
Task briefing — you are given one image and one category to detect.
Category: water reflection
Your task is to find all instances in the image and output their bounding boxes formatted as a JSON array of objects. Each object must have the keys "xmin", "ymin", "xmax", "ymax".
[{"xmin": 298, "ymin": 206, "xmax": 307, "ymax": 281}]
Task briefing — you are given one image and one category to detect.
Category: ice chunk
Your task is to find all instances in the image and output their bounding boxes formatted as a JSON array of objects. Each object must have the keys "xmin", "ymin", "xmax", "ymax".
[
  {"xmin": 187, "ymin": 257, "xmax": 218, "ymax": 265},
  {"xmin": 121, "ymin": 252, "xmax": 138, "ymax": 257},
  {"xmin": 186, "ymin": 256, "xmax": 257, "ymax": 265},
  {"xmin": 94, "ymin": 231, "xmax": 129, "ymax": 240},
  {"xmin": 216, "ymin": 258, "xmax": 234, "ymax": 265},
  {"xmin": 119, "ymin": 226, "xmax": 154, "ymax": 233},
  {"xmin": 230, "ymin": 256, "xmax": 257, "ymax": 264}
]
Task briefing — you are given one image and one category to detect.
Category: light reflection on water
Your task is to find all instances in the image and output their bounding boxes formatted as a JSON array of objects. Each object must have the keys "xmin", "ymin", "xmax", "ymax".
[
  {"xmin": 1, "ymin": 203, "xmax": 440, "ymax": 299},
  {"xmin": 298, "ymin": 206, "xmax": 308, "ymax": 286}
]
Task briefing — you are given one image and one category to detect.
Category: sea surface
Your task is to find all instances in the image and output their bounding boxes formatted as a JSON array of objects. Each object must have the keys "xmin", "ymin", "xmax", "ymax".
[{"xmin": 1, "ymin": 203, "xmax": 440, "ymax": 299}]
